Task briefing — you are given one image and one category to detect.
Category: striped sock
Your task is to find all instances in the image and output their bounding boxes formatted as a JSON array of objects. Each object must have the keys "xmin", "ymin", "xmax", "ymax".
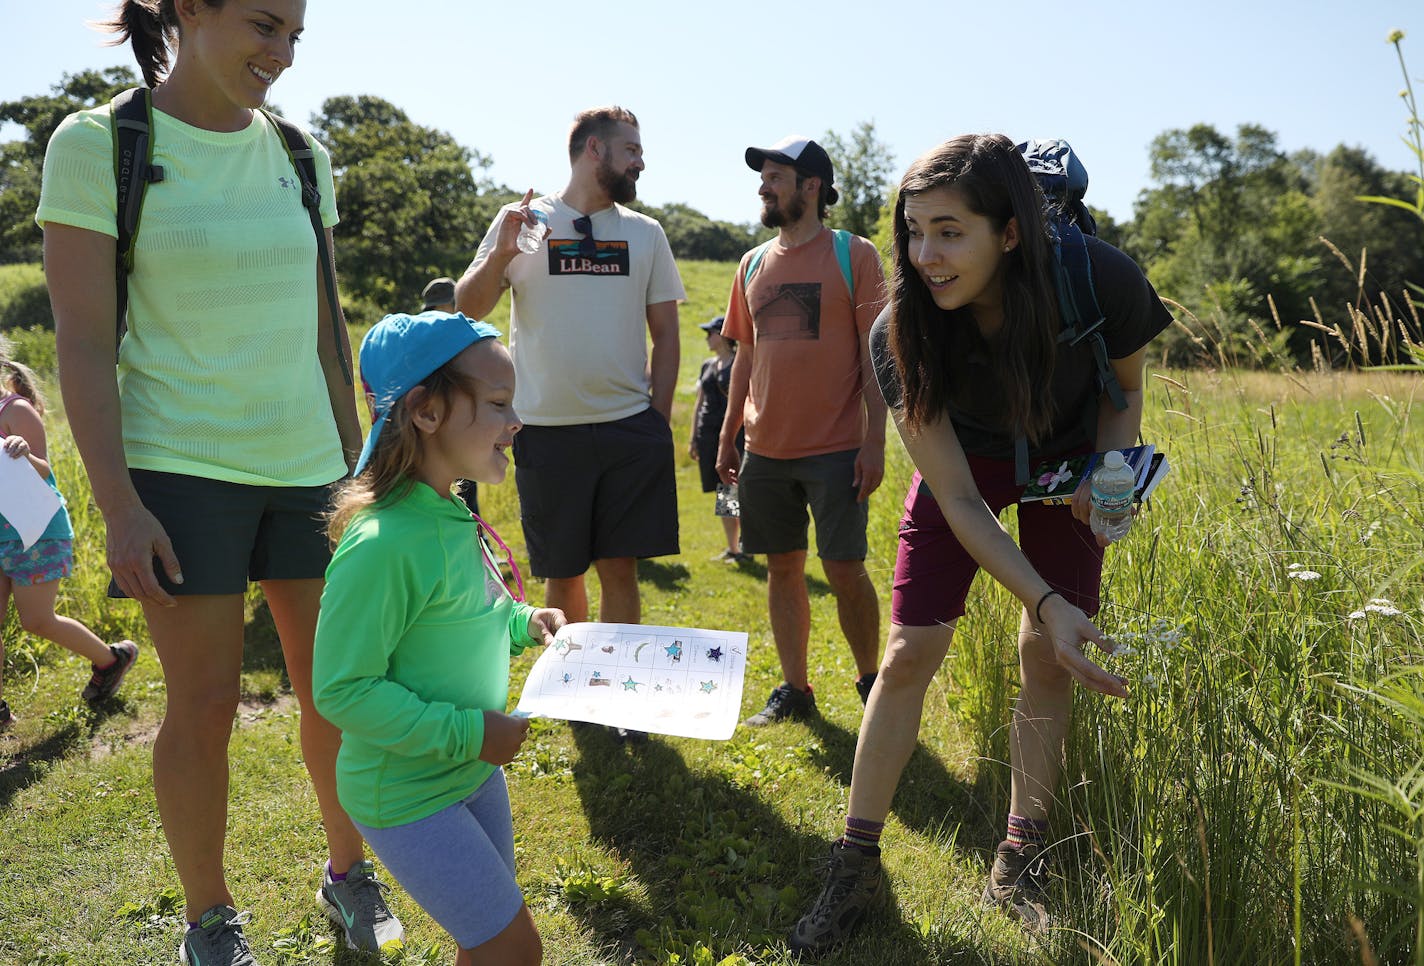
[
  {"xmin": 840, "ymin": 816, "xmax": 884, "ymax": 854},
  {"xmin": 1004, "ymin": 813, "xmax": 1048, "ymax": 850}
]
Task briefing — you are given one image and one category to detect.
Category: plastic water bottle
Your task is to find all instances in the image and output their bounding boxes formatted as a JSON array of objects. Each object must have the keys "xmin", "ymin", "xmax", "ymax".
[
  {"xmin": 516, "ymin": 210, "xmax": 548, "ymax": 255},
  {"xmin": 1090, "ymin": 449, "xmax": 1136, "ymax": 541}
]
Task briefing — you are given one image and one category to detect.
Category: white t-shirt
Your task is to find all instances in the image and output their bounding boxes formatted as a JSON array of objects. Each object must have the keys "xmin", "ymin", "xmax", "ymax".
[{"xmin": 469, "ymin": 195, "xmax": 685, "ymax": 425}]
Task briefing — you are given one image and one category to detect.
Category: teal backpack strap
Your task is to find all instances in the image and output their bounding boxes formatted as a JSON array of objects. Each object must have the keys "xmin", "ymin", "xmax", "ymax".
[
  {"xmin": 744, "ymin": 232, "xmax": 854, "ymax": 295},
  {"xmin": 111, "ymin": 87, "xmax": 164, "ymax": 357},
  {"xmin": 832, "ymin": 229, "xmax": 854, "ymax": 296},
  {"xmin": 742, "ymin": 239, "xmax": 775, "ymax": 288},
  {"xmin": 261, "ymin": 109, "xmax": 351, "ymax": 386}
]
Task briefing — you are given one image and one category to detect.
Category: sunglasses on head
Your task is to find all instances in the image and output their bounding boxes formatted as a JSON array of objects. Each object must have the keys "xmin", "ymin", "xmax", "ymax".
[{"xmin": 572, "ymin": 215, "xmax": 597, "ymax": 259}]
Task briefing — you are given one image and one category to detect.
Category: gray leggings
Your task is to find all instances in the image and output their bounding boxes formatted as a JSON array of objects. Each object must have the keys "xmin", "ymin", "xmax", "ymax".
[{"xmin": 354, "ymin": 770, "xmax": 523, "ymax": 950}]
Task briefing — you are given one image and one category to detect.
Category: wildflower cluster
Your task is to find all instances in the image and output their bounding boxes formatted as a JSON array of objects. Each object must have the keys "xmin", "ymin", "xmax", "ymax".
[
  {"xmin": 1286, "ymin": 562, "xmax": 1323, "ymax": 581},
  {"xmin": 1346, "ymin": 598, "xmax": 1405, "ymax": 620}
]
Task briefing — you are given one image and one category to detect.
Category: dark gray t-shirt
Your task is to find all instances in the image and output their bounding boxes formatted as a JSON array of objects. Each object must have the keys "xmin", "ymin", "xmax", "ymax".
[{"xmin": 870, "ymin": 235, "xmax": 1172, "ymax": 461}]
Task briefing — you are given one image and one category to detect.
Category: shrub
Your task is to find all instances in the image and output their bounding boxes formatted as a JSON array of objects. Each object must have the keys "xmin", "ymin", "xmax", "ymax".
[{"xmin": 0, "ymin": 263, "xmax": 53, "ymax": 331}]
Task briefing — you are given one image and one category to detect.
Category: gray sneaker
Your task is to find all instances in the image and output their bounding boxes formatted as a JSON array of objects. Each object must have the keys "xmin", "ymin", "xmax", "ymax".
[
  {"xmin": 179, "ymin": 905, "xmax": 258, "ymax": 966},
  {"xmin": 743, "ymin": 682, "xmax": 817, "ymax": 727},
  {"xmin": 788, "ymin": 841, "xmax": 883, "ymax": 954},
  {"xmin": 317, "ymin": 859, "xmax": 405, "ymax": 952},
  {"xmin": 981, "ymin": 842, "xmax": 1051, "ymax": 933}
]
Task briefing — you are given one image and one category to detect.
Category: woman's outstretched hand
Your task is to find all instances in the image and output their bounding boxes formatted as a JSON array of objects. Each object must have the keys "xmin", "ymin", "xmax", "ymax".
[{"xmin": 1038, "ymin": 593, "xmax": 1129, "ymax": 698}]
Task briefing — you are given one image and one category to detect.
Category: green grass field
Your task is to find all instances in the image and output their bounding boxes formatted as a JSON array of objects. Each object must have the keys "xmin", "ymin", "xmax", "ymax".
[{"xmin": 2, "ymin": 260, "xmax": 1422, "ymax": 964}]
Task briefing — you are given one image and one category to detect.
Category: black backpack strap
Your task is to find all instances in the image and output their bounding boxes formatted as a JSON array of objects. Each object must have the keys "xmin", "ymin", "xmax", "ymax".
[
  {"xmin": 111, "ymin": 87, "xmax": 165, "ymax": 357},
  {"xmin": 261, "ymin": 110, "xmax": 352, "ymax": 386},
  {"xmin": 1054, "ymin": 221, "xmax": 1127, "ymax": 413}
]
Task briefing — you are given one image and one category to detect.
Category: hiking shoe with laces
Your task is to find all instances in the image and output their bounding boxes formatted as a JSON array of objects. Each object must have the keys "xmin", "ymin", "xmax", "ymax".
[
  {"xmin": 743, "ymin": 682, "xmax": 817, "ymax": 727},
  {"xmin": 179, "ymin": 904, "xmax": 258, "ymax": 966},
  {"xmin": 981, "ymin": 842, "xmax": 1051, "ymax": 933},
  {"xmin": 318, "ymin": 859, "xmax": 405, "ymax": 952},
  {"xmin": 788, "ymin": 840, "xmax": 883, "ymax": 954},
  {"xmin": 82, "ymin": 640, "xmax": 138, "ymax": 703},
  {"xmin": 0, "ymin": 699, "xmax": 15, "ymax": 731},
  {"xmin": 854, "ymin": 673, "xmax": 877, "ymax": 705}
]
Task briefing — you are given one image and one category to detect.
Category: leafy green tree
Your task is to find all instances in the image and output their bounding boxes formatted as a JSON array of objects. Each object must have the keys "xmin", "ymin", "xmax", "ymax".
[
  {"xmin": 0, "ymin": 67, "xmax": 138, "ymax": 264},
  {"xmin": 821, "ymin": 121, "xmax": 896, "ymax": 239},
  {"xmin": 309, "ymin": 95, "xmax": 514, "ymax": 320},
  {"xmin": 1129, "ymin": 123, "xmax": 1322, "ymax": 363},
  {"xmin": 631, "ymin": 202, "xmax": 767, "ymax": 261}
]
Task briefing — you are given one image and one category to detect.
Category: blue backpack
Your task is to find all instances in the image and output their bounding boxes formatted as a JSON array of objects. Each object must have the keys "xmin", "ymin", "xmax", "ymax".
[
  {"xmin": 742, "ymin": 228, "xmax": 855, "ymax": 295},
  {"xmin": 1013, "ymin": 138, "xmax": 1127, "ymax": 483}
]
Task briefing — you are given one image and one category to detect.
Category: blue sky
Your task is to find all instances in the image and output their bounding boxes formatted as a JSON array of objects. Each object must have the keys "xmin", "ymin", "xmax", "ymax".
[{"xmin": 5, "ymin": 1, "xmax": 1421, "ymax": 226}]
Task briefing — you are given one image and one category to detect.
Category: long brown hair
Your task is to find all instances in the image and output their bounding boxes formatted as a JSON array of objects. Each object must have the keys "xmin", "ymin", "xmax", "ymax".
[
  {"xmin": 888, "ymin": 134, "xmax": 1060, "ymax": 441},
  {"xmin": 0, "ymin": 334, "xmax": 45, "ymax": 415},
  {"xmin": 101, "ymin": 0, "xmax": 225, "ymax": 88},
  {"xmin": 326, "ymin": 361, "xmax": 480, "ymax": 546}
]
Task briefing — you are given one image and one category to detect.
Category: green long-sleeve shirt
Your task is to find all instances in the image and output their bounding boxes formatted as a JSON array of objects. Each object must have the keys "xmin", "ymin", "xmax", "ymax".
[{"xmin": 313, "ymin": 481, "xmax": 535, "ymax": 828}]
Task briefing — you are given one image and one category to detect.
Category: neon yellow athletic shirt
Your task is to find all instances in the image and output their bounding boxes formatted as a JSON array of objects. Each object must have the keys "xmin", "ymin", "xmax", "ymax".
[{"xmin": 37, "ymin": 105, "xmax": 346, "ymax": 486}]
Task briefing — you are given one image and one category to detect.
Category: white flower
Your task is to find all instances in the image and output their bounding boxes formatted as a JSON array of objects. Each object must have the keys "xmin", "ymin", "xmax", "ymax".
[
  {"xmin": 1109, "ymin": 643, "xmax": 1137, "ymax": 660},
  {"xmin": 1287, "ymin": 562, "xmax": 1303, "ymax": 571},
  {"xmin": 1287, "ymin": 570, "xmax": 1322, "ymax": 581},
  {"xmin": 1348, "ymin": 599, "xmax": 1405, "ymax": 619},
  {"xmin": 1142, "ymin": 672, "xmax": 1160, "ymax": 689}
]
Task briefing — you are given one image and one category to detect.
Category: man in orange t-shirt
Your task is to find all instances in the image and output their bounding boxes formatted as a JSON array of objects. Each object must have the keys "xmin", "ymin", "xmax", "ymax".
[{"xmin": 716, "ymin": 135, "xmax": 888, "ymax": 728}]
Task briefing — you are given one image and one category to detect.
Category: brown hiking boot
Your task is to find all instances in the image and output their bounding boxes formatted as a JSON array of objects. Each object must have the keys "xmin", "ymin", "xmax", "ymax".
[
  {"xmin": 788, "ymin": 841, "xmax": 883, "ymax": 955},
  {"xmin": 981, "ymin": 842, "xmax": 1051, "ymax": 933}
]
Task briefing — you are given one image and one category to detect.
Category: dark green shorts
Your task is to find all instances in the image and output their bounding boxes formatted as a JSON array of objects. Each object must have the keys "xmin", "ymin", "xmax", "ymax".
[
  {"xmin": 107, "ymin": 469, "xmax": 338, "ymax": 598},
  {"xmin": 737, "ymin": 449, "xmax": 868, "ymax": 560}
]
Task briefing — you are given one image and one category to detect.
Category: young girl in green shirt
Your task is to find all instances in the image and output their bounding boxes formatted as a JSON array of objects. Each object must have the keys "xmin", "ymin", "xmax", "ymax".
[{"xmin": 314, "ymin": 312, "xmax": 563, "ymax": 965}]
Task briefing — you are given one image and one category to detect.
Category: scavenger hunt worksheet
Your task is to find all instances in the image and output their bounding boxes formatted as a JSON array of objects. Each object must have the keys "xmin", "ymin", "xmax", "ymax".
[{"xmin": 515, "ymin": 622, "xmax": 748, "ymax": 740}]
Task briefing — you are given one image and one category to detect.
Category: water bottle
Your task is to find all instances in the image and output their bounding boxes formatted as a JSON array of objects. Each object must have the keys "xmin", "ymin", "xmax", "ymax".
[
  {"xmin": 1090, "ymin": 449, "xmax": 1136, "ymax": 541},
  {"xmin": 516, "ymin": 210, "xmax": 548, "ymax": 255}
]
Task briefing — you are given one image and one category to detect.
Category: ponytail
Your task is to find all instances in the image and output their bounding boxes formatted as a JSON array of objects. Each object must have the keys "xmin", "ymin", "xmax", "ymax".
[{"xmin": 100, "ymin": 0, "xmax": 221, "ymax": 88}]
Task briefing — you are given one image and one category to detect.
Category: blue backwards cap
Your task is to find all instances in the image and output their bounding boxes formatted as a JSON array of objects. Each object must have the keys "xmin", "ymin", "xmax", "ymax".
[{"xmin": 354, "ymin": 311, "xmax": 502, "ymax": 476}]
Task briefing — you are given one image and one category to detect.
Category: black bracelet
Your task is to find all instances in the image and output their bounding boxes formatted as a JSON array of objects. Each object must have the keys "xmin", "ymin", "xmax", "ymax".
[{"xmin": 1034, "ymin": 590, "xmax": 1061, "ymax": 625}]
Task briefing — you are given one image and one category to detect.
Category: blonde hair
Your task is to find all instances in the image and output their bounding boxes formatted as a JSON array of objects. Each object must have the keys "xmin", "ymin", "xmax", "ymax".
[
  {"xmin": 0, "ymin": 333, "xmax": 45, "ymax": 415},
  {"xmin": 326, "ymin": 360, "xmax": 480, "ymax": 545}
]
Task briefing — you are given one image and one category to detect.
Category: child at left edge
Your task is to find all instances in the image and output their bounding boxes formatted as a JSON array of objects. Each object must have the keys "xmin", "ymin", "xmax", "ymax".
[
  {"xmin": 0, "ymin": 338, "xmax": 138, "ymax": 730},
  {"xmin": 313, "ymin": 312, "xmax": 563, "ymax": 964}
]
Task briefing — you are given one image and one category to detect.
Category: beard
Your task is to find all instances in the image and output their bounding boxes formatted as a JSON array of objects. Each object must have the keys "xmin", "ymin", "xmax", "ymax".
[
  {"xmin": 596, "ymin": 156, "xmax": 638, "ymax": 204},
  {"xmin": 760, "ymin": 190, "xmax": 806, "ymax": 228}
]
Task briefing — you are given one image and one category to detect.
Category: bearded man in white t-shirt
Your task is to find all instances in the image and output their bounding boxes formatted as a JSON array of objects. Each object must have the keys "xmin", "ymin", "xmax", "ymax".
[{"xmin": 456, "ymin": 108, "xmax": 684, "ymax": 742}]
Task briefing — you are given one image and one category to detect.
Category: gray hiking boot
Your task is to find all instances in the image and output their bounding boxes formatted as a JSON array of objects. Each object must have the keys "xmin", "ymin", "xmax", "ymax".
[
  {"xmin": 179, "ymin": 905, "xmax": 258, "ymax": 966},
  {"xmin": 788, "ymin": 841, "xmax": 883, "ymax": 954},
  {"xmin": 744, "ymin": 682, "xmax": 817, "ymax": 727},
  {"xmin": 317, "ymin": 859, "xmax": 405, "ymax": 952},
  {"xmin": 981, "ymin": 842, "xmax": 1051, "ymax": 933}
]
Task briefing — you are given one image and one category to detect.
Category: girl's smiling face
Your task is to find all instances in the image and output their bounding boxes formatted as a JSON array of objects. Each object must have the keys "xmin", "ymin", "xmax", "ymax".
[
  {"xmin": 416, "ymin": 340, "xmax": 521, "ymax": 492},
  {"xmin": 902, "ymin": 185, "xmax": 1018, "ymax": 323}
]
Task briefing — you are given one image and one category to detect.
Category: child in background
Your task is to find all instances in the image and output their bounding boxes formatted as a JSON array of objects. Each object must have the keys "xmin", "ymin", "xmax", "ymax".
[
  {"xmin": 0, "ymin": 337, "xmax": 137, "ymax": 729},
  {"xmin": 688, "ymin": 315, "xmax": 747, "ymax": 563},
  {"xmin": 313, "ymin": 312, "xmax": 562, "ymax": 964}
]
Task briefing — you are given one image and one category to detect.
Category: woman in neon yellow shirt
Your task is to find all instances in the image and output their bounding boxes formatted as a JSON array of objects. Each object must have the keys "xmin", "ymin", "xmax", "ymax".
[{"xmin": 38, "ymin": 2, "xmax": 375, "ymax": 962}]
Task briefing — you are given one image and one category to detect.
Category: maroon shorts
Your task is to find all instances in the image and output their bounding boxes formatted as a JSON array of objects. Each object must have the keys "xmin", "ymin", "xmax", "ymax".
[{"xmin": 891, "ymin": 453, "xmax": 1104, "ymax": 627}]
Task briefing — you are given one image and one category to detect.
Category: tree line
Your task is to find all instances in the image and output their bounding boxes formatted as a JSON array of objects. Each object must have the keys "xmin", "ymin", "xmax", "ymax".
[{"xmin": 3, "ymin": 69, "xmax": 1422, "ymax": 365}]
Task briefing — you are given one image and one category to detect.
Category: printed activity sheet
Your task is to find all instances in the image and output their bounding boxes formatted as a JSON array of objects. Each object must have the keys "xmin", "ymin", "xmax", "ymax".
[
  {"xmin": 515, "ymin": 622, "xmax": 748, "ymax": 740},
  {"xmin": 0, "ymin": 453, "xmax": 61, "ymax": 550}
]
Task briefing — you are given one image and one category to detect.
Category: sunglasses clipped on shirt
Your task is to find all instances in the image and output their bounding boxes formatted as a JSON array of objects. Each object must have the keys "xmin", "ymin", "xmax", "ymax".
[
  {"xmin": 572, "ymin": 215, "xmax": 597, "ymax": 259},
  {"xmin": 470, "ymin": 510, "xmax": 525, "ymax": 603}
]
